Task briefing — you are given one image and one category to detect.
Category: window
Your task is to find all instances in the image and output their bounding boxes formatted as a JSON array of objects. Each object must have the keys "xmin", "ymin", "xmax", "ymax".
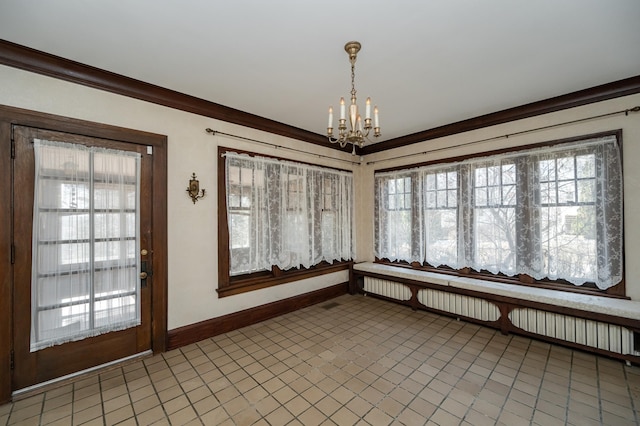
[
  {"xmin": 31, "ymin": 139, "xmax": 141, "ymax": 351},
  {"xmin": 425, "ymin": 169, "xmax": 458, "ymax": 267},
  {"xmin": 375, "ymin": 133, "xmax": 623, "ymax": 293},
  {"xmin": 218, "ymin": 149, "xmax": 353, "ymax": 296},
  {"xmin": 472, "ymin": 161, "xmax": 517, "ymax": 274},
  {"xmin": 375, "ymin": 174, "xmax": 414, "ymax": 260}
]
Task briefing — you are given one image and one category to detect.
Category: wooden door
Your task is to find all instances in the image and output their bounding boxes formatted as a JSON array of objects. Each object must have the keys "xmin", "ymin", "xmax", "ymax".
[{"xmin": 12, "ymin": 125, "xmax": 153, "ymax": 390}]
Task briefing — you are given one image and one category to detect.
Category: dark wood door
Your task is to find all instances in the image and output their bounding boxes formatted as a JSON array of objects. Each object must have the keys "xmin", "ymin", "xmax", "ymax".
[{"xmin": 12, "ymin": 125, "xmax": 153, "ymax": 390}]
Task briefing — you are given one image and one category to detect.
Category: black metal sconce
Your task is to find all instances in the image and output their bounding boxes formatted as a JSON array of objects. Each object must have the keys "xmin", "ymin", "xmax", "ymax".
[{"xmin": 187, "ymin": 172, "xmax": 206, "ymax": 204}]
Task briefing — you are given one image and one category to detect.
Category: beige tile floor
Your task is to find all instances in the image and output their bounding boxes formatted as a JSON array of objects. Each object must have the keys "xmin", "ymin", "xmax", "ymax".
[{"xmin": 1, "ymin": 294, "xmax": 639, "ymax": 425}]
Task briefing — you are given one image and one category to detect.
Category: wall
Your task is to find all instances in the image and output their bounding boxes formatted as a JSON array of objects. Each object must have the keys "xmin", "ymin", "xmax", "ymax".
[
  {"xmin": 0, "ymin": 64, "xmax": 357, "ymax": 330},
  {"xmin": 3, "ymin": 63, "xmax": 639, "ymax": 334},
  {"xmin": 354, "ymin": 93, "xmax": 640, "ymax": 300}
]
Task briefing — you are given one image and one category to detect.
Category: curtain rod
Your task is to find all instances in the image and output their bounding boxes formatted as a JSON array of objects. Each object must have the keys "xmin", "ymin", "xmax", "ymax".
[
  {"xmin": 205, "ymin": 128, "xmax": 362, "ymax": 166},
  {"xmin": 365, "ymin": 105, "xmax": 640, "ymax": 166}
]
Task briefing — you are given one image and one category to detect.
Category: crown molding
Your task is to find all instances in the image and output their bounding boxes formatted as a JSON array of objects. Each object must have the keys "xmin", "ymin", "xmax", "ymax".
[
  {"xmin": 1, "ymin": 39, "xmax": 638, "ymax": 156},
  {"xmin": 360, "ymin": 75, "xmax": 640, "ymax": 155},
  {"xmin": 0, "ymin": 39, "xmax": 344, "ymax": 150}
]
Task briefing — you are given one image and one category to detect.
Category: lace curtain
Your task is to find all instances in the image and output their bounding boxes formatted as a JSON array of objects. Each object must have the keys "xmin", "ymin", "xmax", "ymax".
[
  {"xmin": 31, "ymin": 140, "xmax": 141, "ymax": 351},
  {"xmin": 375, "ymin": 135, "xmax": 623, "ymax": 289},
  {"xmin": 225, "ymin": 152, "xmax": 353, "ymax": 276}
]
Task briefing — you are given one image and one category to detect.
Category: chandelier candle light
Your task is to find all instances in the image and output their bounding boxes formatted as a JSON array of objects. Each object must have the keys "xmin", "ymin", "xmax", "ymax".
[{"xmin": 327, "ymin": 41, "xmax": 380, "ymax": 150}]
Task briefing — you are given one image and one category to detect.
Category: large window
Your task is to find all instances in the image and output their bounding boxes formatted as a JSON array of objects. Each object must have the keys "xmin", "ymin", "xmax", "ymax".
[
  {"xmin": 219, "ymin": 149, "xmax": 353, "ymax": 296},
  {"xmin": 375, "ymin": 133, "xmax": 623, "ymax": 292}
]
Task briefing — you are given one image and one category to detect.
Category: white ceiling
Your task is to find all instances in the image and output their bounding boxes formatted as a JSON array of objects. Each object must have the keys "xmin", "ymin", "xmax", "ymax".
[{"xmin": 1, "ymin": 0, "xmax": 639, "ymax": 142}]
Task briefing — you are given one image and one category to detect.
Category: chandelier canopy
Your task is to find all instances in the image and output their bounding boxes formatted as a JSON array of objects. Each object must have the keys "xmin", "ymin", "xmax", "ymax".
[{"xmin": 327, "ymin": 41, "xmax": 380, "ymax": 150}]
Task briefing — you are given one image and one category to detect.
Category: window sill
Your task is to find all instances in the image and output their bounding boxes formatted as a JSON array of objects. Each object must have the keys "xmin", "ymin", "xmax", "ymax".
[
  {"xmin": 374, "ymin": 259, "xmax": 626, "ymax": 298},
  {"xmin": 217, "ymin": 261, "xmax": 351, "ymax": 298}
]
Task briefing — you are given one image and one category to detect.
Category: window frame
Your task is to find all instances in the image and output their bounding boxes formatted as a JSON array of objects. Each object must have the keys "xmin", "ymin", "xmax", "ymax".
[
  {"xmin": 374, "ymin": 131, "xmax": 625, "ymax": 297},
  {"xmin": 217, "ymin": 147, "xmax": 352, "ymax": 298}
]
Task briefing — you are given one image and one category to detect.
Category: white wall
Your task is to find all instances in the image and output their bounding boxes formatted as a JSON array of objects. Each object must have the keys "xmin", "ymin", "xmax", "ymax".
[
  {"xmin": 354, "ymin": 93, "xmax": 640, "ymax": 300},
  {"xmin": 0, "ymin": 65, "xmax": 357, "ymax": 330},
  {"xmin": 2, "ymin": 64, "xmax": 639, "ymax": 336}
]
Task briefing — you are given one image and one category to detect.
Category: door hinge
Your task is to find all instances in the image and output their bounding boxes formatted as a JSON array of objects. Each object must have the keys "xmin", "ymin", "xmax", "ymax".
[
  {"xmin": 10, "ymin": 244, "xmax": 15, "ymax": 265},
  {"xmin": 10, "ymin": 350, "xmax": 14, "ymax": 370}
]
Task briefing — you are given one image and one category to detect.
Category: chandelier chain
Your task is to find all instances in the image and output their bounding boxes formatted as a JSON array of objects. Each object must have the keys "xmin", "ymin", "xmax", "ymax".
[{"xmin": 351, "ymin": 63, "xmax": 357, "ymax": 100}]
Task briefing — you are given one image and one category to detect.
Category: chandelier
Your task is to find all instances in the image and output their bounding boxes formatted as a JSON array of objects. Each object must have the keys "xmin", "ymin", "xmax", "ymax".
[{"xmin": 327, "ymin": 41, "xmax": 380, "ymax": 149}]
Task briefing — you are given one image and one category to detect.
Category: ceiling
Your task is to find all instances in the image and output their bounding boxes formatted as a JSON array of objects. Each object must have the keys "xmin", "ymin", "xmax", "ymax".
[{"xmin": 0, "ymin": 1, "xmax": 639, "ymax": 143}]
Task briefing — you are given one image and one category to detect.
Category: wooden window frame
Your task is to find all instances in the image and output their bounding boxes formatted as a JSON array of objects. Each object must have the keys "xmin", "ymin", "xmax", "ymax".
[{"xmin": 217, "ymin": 147, "xmax": 351, "ymax": 298}]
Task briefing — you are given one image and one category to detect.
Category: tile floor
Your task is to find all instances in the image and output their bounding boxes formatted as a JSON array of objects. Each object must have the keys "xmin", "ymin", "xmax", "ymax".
[{"xmin": 1, "ymin": 294, "xmax": 639, "ymax": 425}]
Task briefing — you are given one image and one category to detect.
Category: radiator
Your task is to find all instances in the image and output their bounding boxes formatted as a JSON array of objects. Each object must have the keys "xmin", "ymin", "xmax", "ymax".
[
  {"xmin": 363, "ymin": 277, "xmax": 500, "ymax": 322},
  {"xmin": 362, "ymin": 276, "xmax": 637, "ymax": 357},
  {"xmin": 363, "ymin": 277, "xmax": 412, "ymax": 301},
  {"xmin": 509, "ymin": 307, "xmax": 634, "ymax": 355},
  {"xmin": 417, "ymin": 288, "xmax": 500, "ymax": 322}
]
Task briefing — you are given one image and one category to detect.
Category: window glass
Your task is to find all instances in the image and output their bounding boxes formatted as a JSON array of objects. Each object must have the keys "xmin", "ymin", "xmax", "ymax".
[
  {"xmin": 473, "ymin": 162, "xmax": 517, "ymax": 273},
  {"xmin": 425, "ymin": 170, "xmax": 458, "ymax": 267},
  {"xmin": 31, "ymin": 140, "xmax": 141, "ymax": 351}
]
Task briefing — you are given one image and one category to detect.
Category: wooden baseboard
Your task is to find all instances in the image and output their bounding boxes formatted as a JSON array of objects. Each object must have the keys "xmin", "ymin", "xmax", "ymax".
[{"xmin": 167, "ymin": 283, "xmax": 348, "ymax": 350}]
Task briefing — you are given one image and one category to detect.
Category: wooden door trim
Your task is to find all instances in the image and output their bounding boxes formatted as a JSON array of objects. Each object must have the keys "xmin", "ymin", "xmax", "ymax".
[
  {"xmin": 0, "ymin": 104, "xmax": 168, "ymax": 403},
  {"xmin": 0, "ymin": 120, "xmax": 12, "ymax": 405}
]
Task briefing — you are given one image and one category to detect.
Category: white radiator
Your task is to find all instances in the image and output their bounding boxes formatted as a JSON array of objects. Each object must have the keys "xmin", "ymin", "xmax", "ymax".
[
  {"xmin": 362, "ymin": 276, "xmax": 638, "ymax": 357},
  {"xmin": 363, "ymin": 277, "xmax": 412, "ymax": 301},
  {"xmin": 363, "ymin": 277, "xmax": 500, "ymax": 322},
  {"xmin": 417, "ymin": 288, "xmax": 500, "ymax": 322},
  {"xmin": 509, "ymin": 307, "xmax": 634, "ymax": 355}
]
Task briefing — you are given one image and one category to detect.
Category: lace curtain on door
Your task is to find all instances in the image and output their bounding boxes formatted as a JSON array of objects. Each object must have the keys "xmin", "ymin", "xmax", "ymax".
[
  {"xmin": 375, "ymin": 135, "xmax": 623, "ymax": 289},
  {"xmin": 225, "ymin": 152, "xmax": 354, "ymax": 276},
  {"xmin": 31, "ymin": 139, "xmax": 141, "ymax": 351}
]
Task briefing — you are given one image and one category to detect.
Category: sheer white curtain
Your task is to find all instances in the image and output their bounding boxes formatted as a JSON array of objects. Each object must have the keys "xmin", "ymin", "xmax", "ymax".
[
  {"xmin": 522, "ymin": 137, "xmax": 623, "ymax": 287},
  {"xmin": 31, "ymin": 139, "xmax": 141, "ymax": 351},
  {"xmin": 374, "ymin": 171, "xmax": 421, "ymax": 262},
  {"xmin": 375, "ymin": 135, "xmax": 623, "ymax": 289},
  {"xmin": 225, "ymin": 152, "xmax": 353, "ymax": 276}
]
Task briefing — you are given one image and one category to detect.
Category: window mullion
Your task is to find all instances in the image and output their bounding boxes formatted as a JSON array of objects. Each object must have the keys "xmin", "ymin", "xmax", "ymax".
[
  {"xmin": 458, "ymin": 164, "xmax": 474, "ymax": 266},
  {"xmin": 411, "ymin": 172, "xmax": 422, "ymax": 262}
]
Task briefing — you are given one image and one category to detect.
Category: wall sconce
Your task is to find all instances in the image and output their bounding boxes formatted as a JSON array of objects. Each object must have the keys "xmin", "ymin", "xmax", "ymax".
[{"xmin": 186, "ymin": 173, "xmax": 206, "ymax": 204}]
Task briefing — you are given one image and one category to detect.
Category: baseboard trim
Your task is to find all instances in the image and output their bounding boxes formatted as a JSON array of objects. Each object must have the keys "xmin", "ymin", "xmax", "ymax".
[{"xmin": 167, "ymin": 282, "xmax": 348, "ymax": 350}]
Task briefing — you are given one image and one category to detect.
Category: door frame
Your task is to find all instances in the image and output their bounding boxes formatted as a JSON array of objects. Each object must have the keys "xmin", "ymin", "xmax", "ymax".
[{"xmin": 0, "ymin": 105, "xmax": 168, "ymax": 403}]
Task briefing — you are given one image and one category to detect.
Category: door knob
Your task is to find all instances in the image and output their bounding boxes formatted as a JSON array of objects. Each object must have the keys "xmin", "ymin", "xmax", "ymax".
[{"xmin": 140, "ymin": 271, "xmax": 148, "ymax": 280}]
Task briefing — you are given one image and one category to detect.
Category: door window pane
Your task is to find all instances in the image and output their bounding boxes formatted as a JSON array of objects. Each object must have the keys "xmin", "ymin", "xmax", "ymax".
[{"xmin": 31, "ymin": 140, "xmax": 142, "ymax": 352}]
